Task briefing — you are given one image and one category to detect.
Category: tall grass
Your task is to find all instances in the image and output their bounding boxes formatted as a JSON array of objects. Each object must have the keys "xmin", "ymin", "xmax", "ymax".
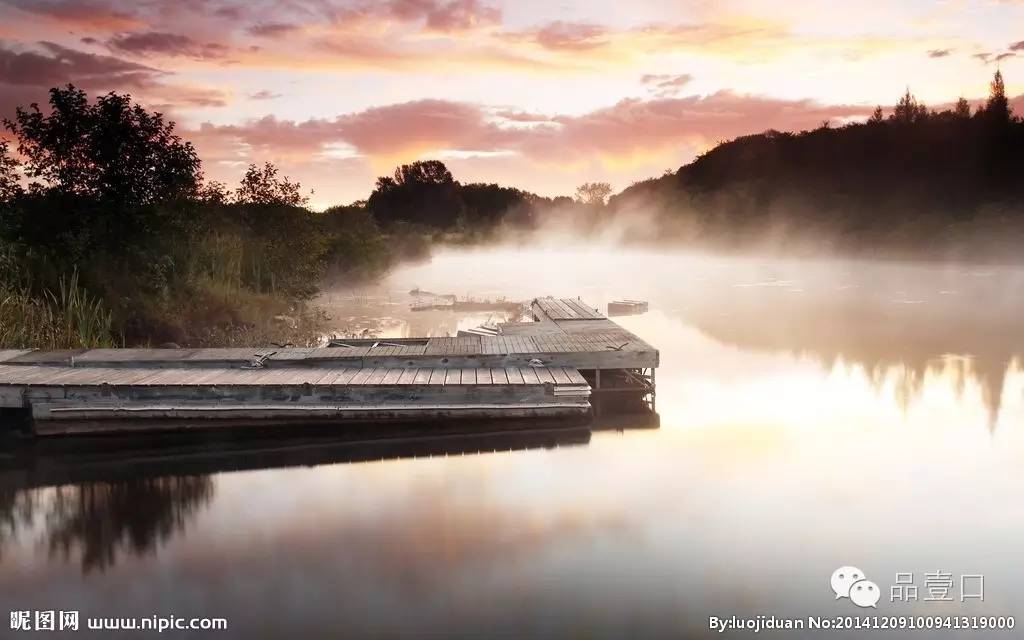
[{"xmin": 0, "ymin": 271, "xmax": 116, "ymax": 349}]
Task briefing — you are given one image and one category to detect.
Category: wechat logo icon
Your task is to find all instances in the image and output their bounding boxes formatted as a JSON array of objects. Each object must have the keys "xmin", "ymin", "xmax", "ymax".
[{"xmin": 831, "ymin": 566, "xmax": 880, "ymax": 608}]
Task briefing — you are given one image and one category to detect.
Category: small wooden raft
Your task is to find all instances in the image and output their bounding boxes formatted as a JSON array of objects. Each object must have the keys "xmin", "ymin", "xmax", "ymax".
[{"xmin": 0, "ymin": 297, "xmax": 657, "ymax": 436}]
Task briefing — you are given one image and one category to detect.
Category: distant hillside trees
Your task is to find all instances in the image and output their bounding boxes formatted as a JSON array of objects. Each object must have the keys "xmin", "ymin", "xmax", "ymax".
[
  {"xmin": 575, "ymin": 182, "xmax": 612, "ymax": 206},
  {"xmin": 609, "ymin": 70, "xmax": 1024, "ymax": 255},
  {"xmin": 367, "ymin": 159, "xmax": 554, "ymax": 232},
  {"xmin": 368, "ymin": 160, "xmax": 464, "ymax": 228}
]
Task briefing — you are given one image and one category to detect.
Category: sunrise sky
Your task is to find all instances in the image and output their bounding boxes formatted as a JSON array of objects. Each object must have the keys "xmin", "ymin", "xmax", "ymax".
[{"xmin": 1, "ymin": 0, "xmax": 1022, "ymax": 208}]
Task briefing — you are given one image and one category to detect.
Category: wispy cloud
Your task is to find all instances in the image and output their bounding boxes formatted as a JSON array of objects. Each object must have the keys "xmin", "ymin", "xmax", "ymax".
[
  {"xmin": 106, "ymin": 31, "xmax": 229, "ymax": 60},
  {"xmin": 0, "ymin": 41, "xmax": 228, "ymax": 117},
  {"xmin": 247, "ymin": 22, "xmax": 299, "ymax": 38},
  {"xmin": 248, "ymin": 89, "xmax": 282, "ymax": 100},
  {"xmin": 641, "ymin": 73, "xmax": 694, "ymax": 97}
]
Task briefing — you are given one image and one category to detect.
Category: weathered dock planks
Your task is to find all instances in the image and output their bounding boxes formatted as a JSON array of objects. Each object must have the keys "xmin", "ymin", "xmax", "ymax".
[{"xmin": 0, "ymin": 297, "xmax": 655, "ymax": 436}]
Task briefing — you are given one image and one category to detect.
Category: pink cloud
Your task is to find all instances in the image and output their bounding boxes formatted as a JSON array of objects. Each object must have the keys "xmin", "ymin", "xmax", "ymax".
[
  {"xmin": 106, "ymin": 31, "xmax": 229, "ymax": 60},
  {"xmin": 0, "ymin": 41, "xmax": 160, "ymax": 88},
  {"xmin": 386, "ymin": 0, "xmax": 501, "ymax": 32},
  {"xmin": 2, "ymin": 0, "xmax": 145, "ymax": 30},
  {"xmin": 532, "ymin": 22, "xmax": 608, "ymax": 51},
  {"xmin": 190, "ymin": 92, "xmax": 873, "ymax": 169},
  {"xmin": 0, "ymin": 42, "xmax": 229, "ymax": 119},
  {"xmin": 247, "ymin": 22, "xmax": 299, "ymax": 38}
]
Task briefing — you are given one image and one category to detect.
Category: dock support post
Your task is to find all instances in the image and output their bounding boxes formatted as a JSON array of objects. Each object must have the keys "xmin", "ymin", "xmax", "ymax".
[{"xmin": 650, "ymin": 367, "xmax": 656, "ymax": 411}]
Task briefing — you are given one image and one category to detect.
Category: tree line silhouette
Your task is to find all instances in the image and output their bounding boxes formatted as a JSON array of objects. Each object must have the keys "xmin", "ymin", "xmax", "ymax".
[{"xmin": 610, "ymin": 71, "xmax": 1024, "ymax": 256}]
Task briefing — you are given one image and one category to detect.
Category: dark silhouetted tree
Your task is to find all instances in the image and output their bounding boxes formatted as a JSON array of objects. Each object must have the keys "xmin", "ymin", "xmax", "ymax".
[
  {"xmin": 394, "ymin": 160, "xmax": 454, "ymax": 186},
  {"xmin": 460, "ymin": 183, "xmax": 535, "ymax": 228},
  {"xmin": 984, "ymin": 70, "xmax": 1011, "ymax": 124},
  {"xmin": 0, "ymin": 86, "xmax": 203, "ymax": 269},
  {"xmin": 0, "ymin": 140, "xmax": 20, "ymax": 202},
  {"xmin": 954, "ymin": 97, "xmax": 972, "ymax": 119},
  {"xmin": 3, "ymin": 85, "xmax": 200, "ymax": 206},
  {"xmin": 575, "ymin": 182, "xmax": 613, "ymax": 206},
  {"xmin": 235, "ymin": 162, "xmax": 308, "ymax": 206},
  {"xmin": 367, "ymin": 160, "xmax": 464, "ymax": 228},
  {"xmin": 868, "ymin": 106, "xmax": 884, "ymax": 123},
  {"xmin": 891, "ymin": 88, "xmax": 928, "ymax": 123},
  {"xmin": 197, "ymin": 180, "xmax": 229, "ymax": 205}
]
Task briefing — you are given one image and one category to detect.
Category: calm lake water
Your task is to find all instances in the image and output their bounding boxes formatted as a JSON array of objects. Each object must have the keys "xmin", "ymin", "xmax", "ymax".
[{"xmin": 3, "ymin": 246, "xmax": 1023, "ymax": 638}]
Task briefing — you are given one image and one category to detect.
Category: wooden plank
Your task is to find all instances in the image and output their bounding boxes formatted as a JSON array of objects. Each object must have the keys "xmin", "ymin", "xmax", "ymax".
[
  {"xmin": 130, "ymin": 368, "xmax": 193, "ymax": 385},
  {"xmin": 550, "ymin": 367, "xmax": 572, "ymax": 385},
  {"xmin": 520, "ymin": 367, "xmax": 540, "ymax": 384},
  {"xmin": 477, "ymin": 368, "xmax": 492, "ymax": 385},
  {"xmin": 397, "ymin": 368, "xmax": 418, "ymax": 384},
  {"xmin": 75, "ymin": 348, "xmax": 200, "ymax": 364},
  {"xmin": 428, "ymin": 368, "xmax": 446, "ymax": 385},
  {"xmin": 197, "ymin": 368, "xmax": 258, "ymax": 385},
  {"xmin": 424, "ymin": 338, "xmax": 446, "ymax": 356},
  {"xmin": 552, "ymin": 298, "xmax": 578, "ymax": 320},
  {"xmin": 270, "ymin": 348, "xmax": 314, "ymax": 361},
  {"xmin": 319, "ymin": 367, "xmax": 359, "ymax": 386},
  {"xmin": 180, "ymin": 368, "xmax": 235, "ymax": 385},
  {"xmin": 491, "ymin": 367, "xmax": 508, "ymax": 384},
  {"xmin": 349, "ymin": 367, "xmax": 375, "ymax": 386},
  {"xmin": 566, "ymin": 298, "xmax": 602, "ymax": 319},
  {"xmin": 561, "ymin": 298, "xmax": 586, "ymax": 318},
  {"xmin": 413, "ymin": 368, "xmax": 433, "ymax": 384},
  {"xmin": 534, "ymin": 367, "xmax": 555, "ymax": 384},
  {"xmin": 505, "ymin": 367, "xmax": 525, "ymax": 384},
  {"xmin": 95, "ymin": 368, "xmax": 163, "ymax": 385},
  {"xmin": 0, "ymin": 350, "xmax": 32, "ymax": 363},
  {"xmin": 556, "ymin": 298, "xmax": 582, "ymax": 319},
  {"xmin": 564, "ymin": 367, "xmax": 588, "ymax": 385},
  {"xmin": 22, "ymin": 366, "xmax": 109, "ymax": 385},
  {"xmin": 186, "ymin": 348, "xmax": 272, "ymax": 362},
  {"xmin": 32, "ymin": 402, "xmax": 592, "ymax": 434},
  {"xmin": 539, "ymin": 297, "xmax": 560, "ymax": 319},
  {"xmin": 445, "ymin": 369, "xmax": 461, "ymax": 385},
  {"xmin": 478, "ymin": 337, "xmax": 492, "ymax": 355},
  {"xmin": 461, "ymin": 368, "xmax": 477, "ymax": 385},
  {"xmin": 382, "ymin": 368, "xmax": 404, "ymax": 385},
  {"xmin": 0, "ymin": 365, "xmax": 73, "ymax": 384},
  {"xmin": 365, "ymin": 367, "xmax": 389, "ymax": 385},
  {"xmin": 6, "ymin": 349, "xmax": 84, "ymax": 365}
]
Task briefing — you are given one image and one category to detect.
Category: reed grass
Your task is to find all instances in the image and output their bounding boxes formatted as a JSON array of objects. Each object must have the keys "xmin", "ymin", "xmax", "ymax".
[{"xmin": 0, "ymin": 271, "xmax": 116, "ymax": 349}]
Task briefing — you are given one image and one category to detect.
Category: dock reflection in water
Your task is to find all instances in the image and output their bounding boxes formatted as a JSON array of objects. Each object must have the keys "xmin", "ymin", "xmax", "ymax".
[{"xmin": 0, "ymin": 421, "xmax": 604, "ymax": 574}]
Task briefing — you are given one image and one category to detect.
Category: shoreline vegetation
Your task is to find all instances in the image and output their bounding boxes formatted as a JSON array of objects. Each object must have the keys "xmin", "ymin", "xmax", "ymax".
[{"xmin": 2, "ymin": 72, "xmax": 1022, "ymax": 349}]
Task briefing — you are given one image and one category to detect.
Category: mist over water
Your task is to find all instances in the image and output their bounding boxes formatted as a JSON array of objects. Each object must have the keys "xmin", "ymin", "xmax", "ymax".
[{"xmin": 3, "ymin": 244, "xmax": 1024, "ymax": 637}]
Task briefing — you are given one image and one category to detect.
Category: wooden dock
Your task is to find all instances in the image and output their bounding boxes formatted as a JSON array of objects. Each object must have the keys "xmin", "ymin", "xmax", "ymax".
[{"xmin": 0, "ymin": 298, "xmax": 657, "ymax": 436}]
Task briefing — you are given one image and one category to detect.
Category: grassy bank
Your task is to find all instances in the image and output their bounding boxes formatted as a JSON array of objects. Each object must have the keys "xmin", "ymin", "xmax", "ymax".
[{"xmin": 0, "ymin": 88, "xmax": 550, "ymax": 350}]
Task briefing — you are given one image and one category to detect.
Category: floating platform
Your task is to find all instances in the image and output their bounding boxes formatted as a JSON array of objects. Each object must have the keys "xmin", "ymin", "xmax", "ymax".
[
  {"xmin": 0, "ymin": 297, "xmax": 657, "ymax": 436},
  {"xmin": 607, "ymin": 299, "xmax": 649, "ymax": 317}
]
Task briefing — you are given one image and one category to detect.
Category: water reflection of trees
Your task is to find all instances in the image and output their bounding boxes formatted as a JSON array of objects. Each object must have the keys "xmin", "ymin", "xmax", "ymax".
[
  {"xmin": 0, "ymin": 476, "xmax": 213, "ymax": 573},
  {"xmin": 675, "ymin": 272, "xmax": 1024, "ymax": 427},
  {"xmin": 0, "ymin": 487, "xmax": 35, "ymax": 558},
  {"xmin": 47, "ymin": 477, "xmax": 214, "ymax": 572}
]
